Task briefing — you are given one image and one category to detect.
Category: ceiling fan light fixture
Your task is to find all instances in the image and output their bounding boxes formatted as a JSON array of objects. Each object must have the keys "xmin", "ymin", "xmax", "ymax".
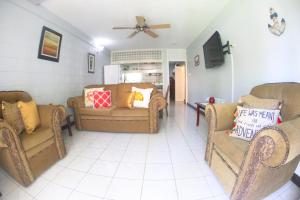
[{"xmin": 113, "ymin": 16, "xmax": 170, "ymax": 39}]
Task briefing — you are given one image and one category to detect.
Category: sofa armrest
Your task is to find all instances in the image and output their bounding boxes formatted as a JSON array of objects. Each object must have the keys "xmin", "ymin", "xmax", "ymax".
[
  {"xmin": 205, "ymin": 103, "xmax": 237, "ymax": 162},
  {"xmin": 0, "ymin": 120, "xmax": 34, "ymax": 186},
  {"xmin": 149, "ymin": 93, "xmax": 167, "ymax": 111},
  {"xmin": 0, "ymin": 120, "xmax": 22, "ymax": 150},
  {"xmin": 231, "ymin": 117, "xmax": 300, "ymax": 200},
  {"xmin": 38, "ymin": 105, "xmax": 60, "ymax": 128},
  {"xmin": 258, "ymin": 117, "xmax": 300, "ymax": 167},
  {"xmin": 37, "ymin": 105, "xmax": 66, "ymax": 158},
  {"xmin": 148, "ymin": 93, "xmax": 167, "ymax": 133},
  {"xmin": 67, "ymin": 96, "xmax": 83, "ymax": 130},
  {"xmin": 0, "ymin": 120, "xmax": 8, "ymax": 148},
  {"xmin": 205, "ymin": 103, "xmax": 237, "ymax": 131}
]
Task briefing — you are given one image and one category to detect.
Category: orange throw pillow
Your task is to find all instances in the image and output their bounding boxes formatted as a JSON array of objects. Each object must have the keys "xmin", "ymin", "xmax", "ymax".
[
  {"xmin": 117, "ymin": 92, "xmax": 136, "ymax": 108},
  {"xmin": 17, "ymin": 101, "xmax": 40, "ymax": 134}
]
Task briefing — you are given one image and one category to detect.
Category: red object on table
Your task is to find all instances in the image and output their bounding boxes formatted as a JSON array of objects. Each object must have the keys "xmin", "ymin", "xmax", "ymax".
[{"xmin": 209, "ymin": 97, "xmax": 215, "ymax": 104}]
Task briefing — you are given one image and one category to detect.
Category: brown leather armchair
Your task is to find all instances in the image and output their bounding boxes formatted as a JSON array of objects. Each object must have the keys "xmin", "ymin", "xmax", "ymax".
[
  {"xmin": 0, "ymin": 91, "xmax": 66, "ymax": 186},
  {"xmin": 205, "ymin": 83, "xmax": 300, "ymax": 200}
]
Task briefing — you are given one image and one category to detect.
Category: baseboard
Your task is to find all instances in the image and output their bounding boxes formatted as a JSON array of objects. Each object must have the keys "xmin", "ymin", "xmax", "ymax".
[{"xmin": 291, "ymin": 173, "xmax": 300, "ymax": 188}]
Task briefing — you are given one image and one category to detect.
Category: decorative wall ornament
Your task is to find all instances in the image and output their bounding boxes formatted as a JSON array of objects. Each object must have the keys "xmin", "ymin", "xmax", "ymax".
[
  {"xmin": 38, "ymin": 26, "xmax": 62, "ymax": 62},
  {"xmin": 268, "ymin": 8, "xmax": 286, "ymax": 36},
  {"xmin": 88, "ymin": 53, "xmax": 95, "ymax": 73},
  {"xmin": 194, "ymin": 55, "xmax": 200, "ymax": 67}
]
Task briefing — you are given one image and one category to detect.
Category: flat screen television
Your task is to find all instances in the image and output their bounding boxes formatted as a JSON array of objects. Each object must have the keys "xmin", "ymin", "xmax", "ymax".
[{"xmin": 203, "ymin": 31, "xmax": 224, "ymax": 68}]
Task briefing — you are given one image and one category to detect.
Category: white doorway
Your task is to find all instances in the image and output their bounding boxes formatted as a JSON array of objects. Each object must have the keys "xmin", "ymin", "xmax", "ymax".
[{"xmin": 169, "ymin": 61, "xmax": 186, "ymax": 103}]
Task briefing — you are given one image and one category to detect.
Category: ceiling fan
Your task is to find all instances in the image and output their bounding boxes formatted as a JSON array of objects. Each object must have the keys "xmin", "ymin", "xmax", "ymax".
[{"xmin": 113, "ymin": 16, "xmax": 171, "ymax": 38}]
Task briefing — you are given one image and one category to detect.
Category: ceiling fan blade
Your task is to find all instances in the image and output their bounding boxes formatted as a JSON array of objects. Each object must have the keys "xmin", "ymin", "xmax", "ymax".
[
  {"xmin": 127, "ymin": 31, "xmax": 139, "ymax": 38},
  {"xmin": 136, "ymin": 16, "xmax": 145, "ymax": 26},
  {"xmin": 113, "ymin": 27, "xmax": 136, "ymax": 30},
  {"xmin": 144, "ymin": 29, "xmax": 158, "ymax": 38},
  {"xmin": 149, "ymin": 24, "xmax": 171, "ymax": 29}
]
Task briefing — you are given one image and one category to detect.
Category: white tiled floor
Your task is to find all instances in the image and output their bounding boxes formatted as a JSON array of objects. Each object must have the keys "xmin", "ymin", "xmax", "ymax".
[{"xmin": 1, "ymin": 103, "xmax": 300, "ymax": 200}]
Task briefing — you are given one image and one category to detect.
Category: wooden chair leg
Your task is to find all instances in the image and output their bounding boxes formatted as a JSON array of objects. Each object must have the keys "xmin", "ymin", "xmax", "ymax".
[
  {"xmin": 66, "ymin": 115, "xmax": 73, "ymax": 136},
  {"xmin": 159, "ymin": 110, "xmax": 163, "ymax": 118},
  {"xmin": 166, "ymin": 107, "xmax": 168, "ymax": 117}
]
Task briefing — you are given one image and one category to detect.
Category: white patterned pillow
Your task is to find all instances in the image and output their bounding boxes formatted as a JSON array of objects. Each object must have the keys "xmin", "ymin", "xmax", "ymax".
[
  {"xmin": 84, "ymin": 87, "xmax": 104, "ymax": 107},
  {"xmin": 132, "ymin": 87, "xmax": 153, "ymax": 108},
  {"xmin": 230, "ymin": 106, "xmax": 280, "ymax": 141}
]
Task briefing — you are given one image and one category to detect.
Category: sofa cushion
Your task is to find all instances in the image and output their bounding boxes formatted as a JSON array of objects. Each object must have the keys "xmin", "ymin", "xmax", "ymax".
[
  {"xmin": 84, "ymin": 84, "xmax": 118, "ymax": 106},
  {"xmin": 17, "ymin": 101, "xmax": 40, "ymax": 134},
  {"xmin": 2, "ymin": 101, "xmax": 25, "ymax": 135},
  {"xmin": 20, "ymin": 127, "xmax": 54, "ymax": 151},
  {"xmin": 112, "ymin": 108, "xmax": 149, "ymax": 117},
  {"xmin": 79, "ymin": 106, "xmax": 115, "ymax": 116},
  {"xmin": 230, "ymin": 106, "xmax": 280, "ymax": 141},
  {"xmin": 117, "ymin": 83, "xmax": 157, "ymax": 107},
  {"xmin": 93, "ymin": 90, "xmax": 112, "ymax": 108},
  {"xmin": 116, "ymin": 92, "xmax": 135, "ymax": 108},
  {"xmin": 84, "ymin": 87, "xmax": 104, "ymax": 107},
  {"xmin": 132, "ymin": 87, "xmax": 153, "ymax": 108},
  {"xmin": 214, "ymin": 131, "xmax": 249, "ymax": 173},
  {"xmin": 240, "ymin": 95, "xmax": 281, "ymax": 110}
]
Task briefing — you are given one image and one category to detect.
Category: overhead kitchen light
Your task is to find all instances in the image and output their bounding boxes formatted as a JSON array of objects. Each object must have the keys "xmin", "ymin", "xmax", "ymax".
[{"xmin": 94, "ymin": 38, "xmax": 113, "ymax": 46}]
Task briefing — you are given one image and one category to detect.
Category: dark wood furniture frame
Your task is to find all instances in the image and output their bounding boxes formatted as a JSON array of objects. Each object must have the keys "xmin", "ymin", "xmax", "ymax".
[
  {"xmin": 195, "ymin": 102, "xmax": 206, "ymax": 126},
  {"xmin": 61, "ymin": 114, "xmax": 74, "ymax": 136}
]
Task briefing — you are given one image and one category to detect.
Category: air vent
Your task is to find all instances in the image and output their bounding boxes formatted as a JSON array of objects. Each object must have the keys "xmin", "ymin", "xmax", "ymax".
[{"xmin": 111, "ymin": 49, "xmax": 162, "ymax": 64}]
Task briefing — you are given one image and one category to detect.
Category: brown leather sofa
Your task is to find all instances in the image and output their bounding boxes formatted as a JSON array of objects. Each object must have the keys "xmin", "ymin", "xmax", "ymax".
[
  {"xmin": 205, "ymin": 82, "xmax": 300, "ymax": 200},
  {"xmin": 0, "ymin": 91, "xmax": 66, "ymax": 186},
  {"xmin": 68, "ymin": 83, "xmax": 166, "ymax": 133}
]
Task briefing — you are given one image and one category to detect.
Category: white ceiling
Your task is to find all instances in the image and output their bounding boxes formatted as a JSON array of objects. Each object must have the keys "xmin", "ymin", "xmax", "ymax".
[{"xmin": 41, "ymin": 0, "xmax": 231, "ymax": 50}]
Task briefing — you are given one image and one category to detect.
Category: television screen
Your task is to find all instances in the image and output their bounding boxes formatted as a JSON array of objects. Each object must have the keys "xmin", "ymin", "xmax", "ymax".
[{"xmin": 203, "ymin": 31, "xmax": 224, "ymax": 68}]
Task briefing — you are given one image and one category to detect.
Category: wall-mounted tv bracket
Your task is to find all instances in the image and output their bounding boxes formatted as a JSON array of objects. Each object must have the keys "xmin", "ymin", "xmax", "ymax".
[{"xmin": 223, "ymin": 41, "xmax": 231, "ymax": 55}]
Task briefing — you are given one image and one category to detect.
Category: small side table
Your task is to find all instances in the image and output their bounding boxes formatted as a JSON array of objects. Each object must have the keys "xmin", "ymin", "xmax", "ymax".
[
  {"xmin": 62, "ymin": 114, "xmax": 73, "ymax": 136},
  {"xmin": 195, "ymin": 102, "xmax": 208, "ymax": 127}
]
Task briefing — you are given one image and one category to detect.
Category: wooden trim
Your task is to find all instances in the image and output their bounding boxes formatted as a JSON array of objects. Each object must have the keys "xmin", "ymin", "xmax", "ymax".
[{"xmin": 291, "ymin": 173, "xmax": 300, "ymax": 188}]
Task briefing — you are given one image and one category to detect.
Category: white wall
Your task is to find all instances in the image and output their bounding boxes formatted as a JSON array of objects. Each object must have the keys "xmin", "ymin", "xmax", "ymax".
[
  {"xmin": 164, "ymin": 49, "xmax": 187, "ymax": 99},
  {"xmin": 186, "ymin": 0, "xmax": 300, "ymax": 175},
  {"xmin": 0, "ymin": 0, "xmax": 110, "ymax": 105},
  {"xmin": 186, "ymin": 0, "xmax": 300, "ymax": 103}
]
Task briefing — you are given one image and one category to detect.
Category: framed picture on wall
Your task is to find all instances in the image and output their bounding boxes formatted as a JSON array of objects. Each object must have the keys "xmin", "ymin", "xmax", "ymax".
[
  {"xmin": 38, "ymin": 26, "xmax": 62, "ymax": 62},
  {"xmin": 88, "ymin": 53, "xmax": 95, "ymax": 73},
  {"xmin": 194, "ymin": 55, "xmax": 200, "ymax": 66}
]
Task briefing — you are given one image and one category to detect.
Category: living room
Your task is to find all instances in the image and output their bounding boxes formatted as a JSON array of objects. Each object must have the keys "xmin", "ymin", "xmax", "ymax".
[{"xmin": 0, "ymin": 0, "xmax": 300, "ymax": 200}]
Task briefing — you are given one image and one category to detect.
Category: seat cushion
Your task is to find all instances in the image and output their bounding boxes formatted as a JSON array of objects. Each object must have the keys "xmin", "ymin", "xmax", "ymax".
[
  {"xmin": 213, "ymin": 131, "xmax": 249, "ymax": 173},
  {"xmin": 111, "ymin": 108, "xmax": 149, "ymax": 117},
  {"xmin": 20, "ymin": 127, "xmax": 54, "ymax": 151},
  {"xmin": 79, "ymin": 106, "xmax": 115, "ymax": 116}
]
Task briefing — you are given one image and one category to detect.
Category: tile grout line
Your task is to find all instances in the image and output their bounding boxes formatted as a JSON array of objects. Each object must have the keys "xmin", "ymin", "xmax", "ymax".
[
  {"xmin": 164, "ymin": 115, "xmax": 180, "ymax": 200},
  {"xmin": 139, "ymin": 134, "xmax": 150, "ymax": 200},
  {"xmin": 173, "ymin": 105, "xmax": 216, "ymax": 199},
  {"xmin": 102, "ymin": 134, "xmax": 134, "ymax": 199},
  {"xmin": 54, "ymin": 132, "xmax": 97, "ymax": 200},
  {"xmin": 66, "ymin": 132, "xmax": 117, "ymax": 199}
]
